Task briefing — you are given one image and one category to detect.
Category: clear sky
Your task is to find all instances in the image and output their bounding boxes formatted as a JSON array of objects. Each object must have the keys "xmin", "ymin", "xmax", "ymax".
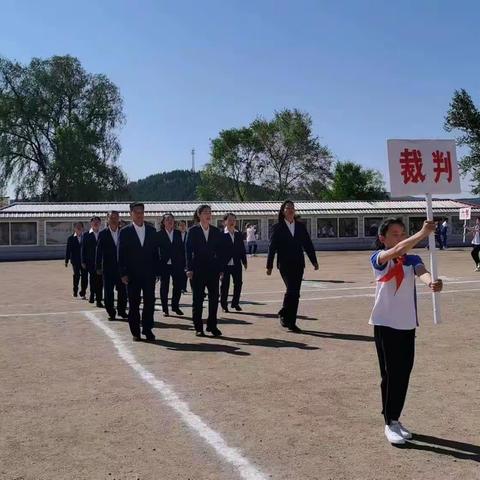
[{"xmin": 1, "ymin": 0, "xmax": 479, "ymax": 196}]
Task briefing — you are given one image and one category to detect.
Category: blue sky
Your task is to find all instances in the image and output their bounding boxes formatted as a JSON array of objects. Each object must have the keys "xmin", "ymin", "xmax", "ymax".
[{"xmin": 1, "ymin": 0, "xmax": 479, "ymax": 195}]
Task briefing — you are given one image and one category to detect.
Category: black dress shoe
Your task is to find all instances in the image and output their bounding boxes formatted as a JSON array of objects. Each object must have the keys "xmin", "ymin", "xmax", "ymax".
[
  {"xmin": 195, "ymin": 331, "xmax": 205, "ymax": 337},
  {"xmin": 73, "ymin": 292, "xmax": 78, "ymax": 297},
  {"xmin": 288, "ymin": 325, "xmax": 302, "ymax": 333},
  {"xmin": 210, "ymin": 327, "xmax": 222, "ymax": 337},
  {"xmin": 118, "ymin": 312, "xmax": 128, "ymax": 319},
  {"xmin": 132, "ymin": 335, "xmax": 141, "ymax": 342},
  {"xmin": 172, "ymin": 308, "xmax": 184, "ymax": 316},
  {"xmin": 279, "ymin": 316, "xmax": 288, "ymax": 328},
  {"xmin": 222, "ymin": 307, "xmax": 229, "ymax": 313},
  {"xmin": 163, "ymin": 311, "xmax": 170, "ymax": 317},
  {"xmin": 232, "ymin": 305, "xmax": 242, "ymax": 311},
  {"xmin": 88, "ymin": 298, "xmax": 95, "ymax": 304},
  {"xmin": 144, "ymin": 332, "xmax": 156, "ymax": 341}
]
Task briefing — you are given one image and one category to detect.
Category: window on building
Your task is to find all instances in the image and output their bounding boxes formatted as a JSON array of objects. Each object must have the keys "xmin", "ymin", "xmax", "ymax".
[
  {"xmin": 317, "ymin": 218, "xmax": 338, "ymax": 238},
  {"xmin": 240, "ymin": 219, "xmax": 261, "ymax": 240},
  {"xmin": 364, "ymin": 217, "xmax": 383, "ymax": 237},
  {"xmin": 46, "ymin": 221, "xmax": 73, "ymax": 245},
  {"xmin": 339, "ymin": 218, "xmax": 358, "ymax": 237},
  {"xmin": 11, "ymin": 222, "xmax": 37, "ymax": 245},
  {"xmin": 0, "ymin": 223, "xmax": 9, "ymax": 245}
]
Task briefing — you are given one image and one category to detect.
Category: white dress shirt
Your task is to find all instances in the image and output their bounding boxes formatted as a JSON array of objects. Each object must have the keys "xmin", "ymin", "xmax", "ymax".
[
  {"xmin": 109, "ymin": 227, "xmax": 119, "ymax": 247},
  {"xmin": 74, "ymin": 232, "xmax": 82, "ymax": 244},
  {"xmin": 133, "ymin": 222, "xmax": 146, "ymax": 246},
  {"xmin": 166, "ymin": 228, "xmax": 174, "ymax": 264},
  {"xmin": 285, "ymin": 219, "xmax": 295, "ymax": 237},
  {"xmin": 201, "ymin": 225, "xmax": 209, "ymax": 241},
  {"xmin": 89, "ymin": 228, "xmax": 100, "ymax": 242},
  {"xmin": 224, "ymin": 227, "xmax": 235, "ymax": 266}
]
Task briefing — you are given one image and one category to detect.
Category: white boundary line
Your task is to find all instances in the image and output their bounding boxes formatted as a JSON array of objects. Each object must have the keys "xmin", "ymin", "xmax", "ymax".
[
  {"xmin": 242, "ymin": 279, "xmax": 480, "ymax": 296},
  {"xmin": 257, "ymin": 287, "xmax": 480, "ymax": 304},
  {"xmin": 83, "ymin": 311, "xmax": 268, "ymax": 480},
  {"xmin": 0, "ymin": 309, "xmax": 94, "ymax": 318}
]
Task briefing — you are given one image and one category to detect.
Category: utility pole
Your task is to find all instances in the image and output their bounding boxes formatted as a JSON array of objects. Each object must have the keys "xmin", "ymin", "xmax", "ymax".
[{"xmin": 191, "ymin": 148, "xmax": 195, "ymax": 172}]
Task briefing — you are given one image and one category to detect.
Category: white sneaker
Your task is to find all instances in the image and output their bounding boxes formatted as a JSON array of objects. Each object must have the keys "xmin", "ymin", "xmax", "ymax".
[
  {"xmin": 390, "ymin": 420, "xmax": 413, "ymax": 439},
  {"xmin": 475, "ymin": 264, "xmax": 480, "ymax": 272},
  {"xmin": 384, "ymin": 424, "xmax": 405, "ymax": 445}
]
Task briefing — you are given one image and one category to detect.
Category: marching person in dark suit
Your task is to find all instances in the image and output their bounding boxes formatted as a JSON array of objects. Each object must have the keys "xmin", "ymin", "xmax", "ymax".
[
  {"xmin": 157, "ymin": 213, "xmax": 185, "ymax": 317},
  {"xmin": 186, "ymin": 204, "xmax": 225, "ymax": 337},
  {"xmin": 65, "ymin": 221, "xmax": 88, "ymax": 298},
  {"xmin": 178, "ymin": 220, "xmax": 188, "ymax": 293},
  {"xmin": 220, "ymin": 212, "xmax": 247, "ymax": 313},
  {"xmin": 118, "ymin": 202, "xmax": 161, "ymax": 342},
  {"xmin": 82, "ymin": 216, "xmax": 104, "ymax": 307},
  {"xmin": 95, "ymin": 210, "xmax": 128, "ymax": 321},
  {"xmin": 266, "ymin": 200, "xmax": 318, "ymax": 333}
]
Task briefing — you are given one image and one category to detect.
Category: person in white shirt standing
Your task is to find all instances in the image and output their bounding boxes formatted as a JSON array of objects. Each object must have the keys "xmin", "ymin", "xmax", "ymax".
[
  {"xmin": 370, "ymin": 218, "xmax": 443, "ymax": 445},
  {"xmin": 118, "ymin": 202, "xmax": 161, "ymax": 342},
  {"xmin": 246, "ymin": 224, "xmax": 258, "ymax": 256},
  {"xmin": 157, "ymin": 213, "xmax": 185, "ymax": 317},
  {"xmin": 467, "ymin": 217, "xmax": 480, "ymax": 271},
  {"xmin": 95, "ymin": 211, "xmax": 128, "ymax": 321},
  {"xmin": 221, "ymin": 212, "xmax": 247, "ymax": 313}
]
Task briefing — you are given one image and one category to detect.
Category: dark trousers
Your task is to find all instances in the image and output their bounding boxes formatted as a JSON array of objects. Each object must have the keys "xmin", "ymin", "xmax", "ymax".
[
  {"xmin": 279, "ymin": 267, "xmax": 304, "ymax": 326},
  {"xmin": 192, "ymin": 272, "xmax": 220, "ymax": 332},
  {"xmin": 374, "ymin": 325, "xmax": 415, "ymax": 425},
  {"xmin": 441, "ymin": 232, "xmax": 448, "ymax": 248},
  {"xmin": 72, "ymin": 264, "xmax": 88, "ymax": 296},
  {"xmin": 221, "ymin": 264, "xmax": 243, "ymax": 308},
  {"xmin": 471, "ymin": 245, "xmax": 480, "ymax": 264},
  {"xmin": 89, "ymin": 271, "xmax": 103, "ymax": 303},
  {"xmin": 104, "ymin": 273, "xmax": 128, "ymax": 317},
  {"xmin": 127, "ymin": 276, "xmax": 156, "ymax": 337},
  {"xmin": 247, "ymin": 242, "xmax": 257, "ymax": 255},
  {"xmin": 160, "ymin": 265, "xmax": 182, "ymax": 312}
]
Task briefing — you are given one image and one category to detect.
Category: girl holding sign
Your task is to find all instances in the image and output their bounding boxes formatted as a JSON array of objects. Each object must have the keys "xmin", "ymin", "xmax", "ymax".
[
  {"xmin": 370, "ymin": 218, "xmax": 443, "ymax": 445},
  {"xmin": 467, "ymin": 217, "xmax": 480, "ymax": 272}
]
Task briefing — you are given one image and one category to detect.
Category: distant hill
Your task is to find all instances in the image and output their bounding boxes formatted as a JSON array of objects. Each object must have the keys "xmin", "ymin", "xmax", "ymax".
[{"xmin": 127, "ymin": 170, "xmax": 201, "ymax": 201}]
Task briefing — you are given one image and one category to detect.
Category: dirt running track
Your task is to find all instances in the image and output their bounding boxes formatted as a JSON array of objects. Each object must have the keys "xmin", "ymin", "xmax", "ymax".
[{"xmin": 0, "ymin": 249, "xmax": 479, "ymax": 480}]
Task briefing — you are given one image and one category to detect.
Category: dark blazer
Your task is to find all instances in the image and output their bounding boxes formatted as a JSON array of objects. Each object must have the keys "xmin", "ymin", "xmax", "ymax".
[
  {"xmin": 65, "ymin": 234, "xmax": 83, "ymax": 267},
  {"xmin": 266, "ymin": 220, "xmax": 317, "ymax": 270},
  {"xmin": 118, "ymin": 223, "xmax": 160, "ymax": 280},
  {"xmin": 223, "ymin": 230, "xmax": 247, "ymax": 268},
  {"xmin": 157, "ymin": 228, "xmax": 185, "ymax": 270},
  {"xmin": 82, "ymin": 230, "xmax": 100, "ymax": 272},
  {"xmin": 185, "ymin": 224, "xmax": 225, "ymax": 274},
  {"xmin": 95, "ymin": 228, "xmax": 120, "ymax": 276}
]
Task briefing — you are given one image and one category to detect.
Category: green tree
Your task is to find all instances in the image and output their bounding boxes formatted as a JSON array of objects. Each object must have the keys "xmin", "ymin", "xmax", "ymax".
[
  {"xmin": 444, "ymin": 89, "xmax": 480, "ymax": 194},
  {"xmin": 203, "ymin": 127, "xmax": 261, "ymax": 201},
  {"xmin": 251, "ymin": 109, "xmax": 332, "ymax": 199},
  {"xmin": 323, "ymin": 161, "xmax": 387, "ymax": 200},
  {"xmin": 0, "ymin": 55, "xmax": 127, "ymax": 201}
]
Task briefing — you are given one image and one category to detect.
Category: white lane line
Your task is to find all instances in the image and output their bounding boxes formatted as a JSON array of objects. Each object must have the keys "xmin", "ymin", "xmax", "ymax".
[
  {"xmin": 0, "ymin": 309, "xmax": 95, "ymax": 318},
  {"xmin": 83, "ymin": 311, "xmax": 267, "ymax": 480},
  {"xmin": 242, "ymin": 279, "xmax": 480, "ymax": 296},
  {"xmin": 258, "ymin": 287, "xmax": 480, "ymax": 304}
]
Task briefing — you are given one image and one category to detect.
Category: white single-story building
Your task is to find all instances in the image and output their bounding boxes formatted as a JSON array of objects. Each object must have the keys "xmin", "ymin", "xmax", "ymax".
[{"xmin": 0, "ymin": 199, "xmax": 479, "ymax": 260}]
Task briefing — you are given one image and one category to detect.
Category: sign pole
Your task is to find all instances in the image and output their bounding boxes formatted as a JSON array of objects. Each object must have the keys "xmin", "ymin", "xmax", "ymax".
[
  {"xmin": 463, "ymin": 219, "xmax": 467, "ymax": 244},
  {"xmin": 425, "ymin": 192, "xmax": 441, "ymax": 324}
]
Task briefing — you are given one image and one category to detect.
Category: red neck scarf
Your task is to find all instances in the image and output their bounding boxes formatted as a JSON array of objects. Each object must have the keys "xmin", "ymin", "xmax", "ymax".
[{"xmin": 378, "ymin": 255, "xmax": 405, "ymax": 293}]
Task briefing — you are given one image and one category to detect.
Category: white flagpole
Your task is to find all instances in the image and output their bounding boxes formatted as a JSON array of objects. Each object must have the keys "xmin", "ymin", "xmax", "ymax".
[{"xmin": 425, "ymin": 193, "xmax": 441, "ymax": 324}]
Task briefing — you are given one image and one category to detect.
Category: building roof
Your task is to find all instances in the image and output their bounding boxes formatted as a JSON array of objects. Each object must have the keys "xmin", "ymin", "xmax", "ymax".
[{"xmin": 0, "ymin": 199, "xmax": 479, "ymax": 219}]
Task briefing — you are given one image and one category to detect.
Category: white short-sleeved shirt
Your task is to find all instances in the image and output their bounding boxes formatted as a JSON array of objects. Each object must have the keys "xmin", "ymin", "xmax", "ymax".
[
  {"xmin": 472, "ymin": 224, "xmax": 480, "ymax": 245},
  {"xmin": 246, "ymin": 227, "xmax": 256, "ymax": 242},
  {"xmin": 369, "ymin": 250, "xmax": 424, "ymax": 330}
]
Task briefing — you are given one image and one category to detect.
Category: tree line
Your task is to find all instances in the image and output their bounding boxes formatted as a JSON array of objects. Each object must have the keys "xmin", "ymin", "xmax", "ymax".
[{"xmin": 1, "ymin": 55, "xmax": 479, "ymax": 202}]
